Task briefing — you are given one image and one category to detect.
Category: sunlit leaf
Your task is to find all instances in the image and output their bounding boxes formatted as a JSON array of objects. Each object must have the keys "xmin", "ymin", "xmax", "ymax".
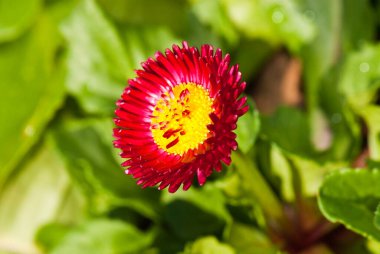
[
  {"xmin": 0, "ymin": 14, "xmax": 65, "ymax": 189},
  {"xmin": 227, "ymin": 222, "xmax": 279, "ymax": 253},
  {"xmin": 367, "ymin": 239, "xmax": 380, "ymax": 254},
  {"xmin": 182, "ymin": 236, "xmax": 235, "ymax": 254},
  {"xmin": 36, "ymin": 223, "xmax": 71, "ymax": 252},
  {"xmin": 0, "ymin": 136, "xmax": 85, "ymax": 254},
  {"xmin": 48, "ymin": 219, "xmax": 153, "ymax": 254},
  {"xmin": 360, "ymin": 106, "xmax": 380, "ymax": 161},
  {"xmin": 236, "ymin": 98, "xmax": 260, "ymax": 154},
  {"xmin": 117, "ymin": 25, "xmax": 180, "ymax": 72},
  {"xmin": 61, "ymin": 0, "xmax": 131, "ymax": 115},
  {"xmin": 299, "ymin": 0, "xmax": 341, "ymax": 111},
  {"xmin": 52, "ymin": 118, "xmax": 161, "ymax": 219},
  {"xmin": 375, "ymin": 204, "xmax": 380, "ymax": 230},
  {"xmin": 338, "ymin": 44, "xmax": 380, "ymax": 110},
  {"xmin": 318, "ymin": 169, "xmax": 380, "ymax": 241},
  {"xmin": 189, "ymin": 0, "xmax": 239, "ymax": 45},
  {"xmin": 222, "ymin": 0, "xmax": 315, "ymax": 52},
  {"xmin": 0, "ymin": 0, "xmax": 42, "ymax": 42}
]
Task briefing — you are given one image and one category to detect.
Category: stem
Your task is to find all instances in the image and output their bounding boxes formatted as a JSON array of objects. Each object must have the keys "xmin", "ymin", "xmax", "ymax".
[
  {"xmin": 232, "ymin": 151, "xmax": 283, "ymax": 221},
  {"xmin": 304, "ymin": 219, "xmax": 337, "ymax": 246}
]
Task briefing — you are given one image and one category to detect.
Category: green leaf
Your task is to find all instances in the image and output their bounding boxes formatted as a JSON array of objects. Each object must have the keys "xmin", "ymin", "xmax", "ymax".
[
  {"xmin": 338, "ymin": 44, "xmax": 380, "ymax": 110},
  {"xmin": 182, "ymin": 236, "xmax": 235, "ymax": 254},
  {"xmin": 0, "ymin": 136, "xmax": 85, "ymax": 254},
  {"xmin": 49, "ymin": 219, "xmax": 153, "ymax": 254},
  {"xmin": 260, "ymin": 107, "xmax": 314, "ymax": 157},
  {"xmin": 236, "ymin": 98, "xmax": 260, "ymax": 154},
  {"xmin": 318, "ymin": 169, "xmax": 380, "ymax": 241},
  {"xmin": 162, "ymin": 186, "xmax": 231, "ymax": 240},
  {"xmin": 360, "ymin": 106, "xmax": 380, "ymax": 161},
  {"xmin": 226, "ymin": 223, "xmax": 279, "ymax": 254},
  {"xmin": 342, "ymin": 0, "xmax": 376, "ymax": 52},
  {"xmin": 52, "ymin": 118, "xmax": 161, "ymax": 218},
  {"xmin": 0, "ymin": 14, "xmax": 65, "ymax": 189},
  {"xmin": 189, "ymin": 0, "xmax": 239, "ymax": 45},
  {"xmin": 232, "ymin": 151, "xmax": 283, "ymax": 221},
  {"xmin": 299, "ymin": 0, "xmax": 342, "ymax": 111},
  {"xmin": 221, "ymin": 0, "xmax": 315, "ymax": 52},
  {"xmin": 61, "ymin": 0, "xmax": 131, "ymax": 115},
  {"xmin": 267, "ymin": 144, "xmax": 295, "ymax": 201},
  {"xmin": 256, "ymin": 140, "xmax": 345, "ymax": 201},
  {"xmin": 375, "ymin": 204, "xmax": 380, "ymax": 230},
  {"xmin": 318, "ymin": 66, "xmax": 361, "ymax": 161},
  {"xmin": 117, "ymin": 25, "xmax": 180, "ymax": 73},
  {"xmin": 0, "ymin": 0, "xmax": 42, "ymax": 42},
  {"xmin": 97, "ymin": 0, "xmax": 187, "ymax": 32},
  {"xmin": 36, "ymin": 223, "xmax": 72, "ymax": 252},
  {"xmin": 297, "ymin": 0, "xmax": 343, "ymax": 156},
  {"xmin": 290, "ymin": 154, "xmax": 346, "ymax": 198},
  {"xmin": 367, "ymin": 239, "xmax": 380, "ymax": 254},
  {"xmin": 234, "ymin": 39, "xmax": 273, "ymax": 81}
]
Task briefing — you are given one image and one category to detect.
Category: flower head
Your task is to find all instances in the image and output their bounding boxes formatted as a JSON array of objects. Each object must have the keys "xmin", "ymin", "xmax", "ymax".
[{"xmin": 114, "ymin": 42, "xmax": 248, "ymax": 193}]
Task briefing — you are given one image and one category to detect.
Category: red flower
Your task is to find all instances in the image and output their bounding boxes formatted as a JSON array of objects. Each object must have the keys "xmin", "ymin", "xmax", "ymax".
[{"xmin": 114, "ymin": 42, "xmax": 248, "ymax": 193}]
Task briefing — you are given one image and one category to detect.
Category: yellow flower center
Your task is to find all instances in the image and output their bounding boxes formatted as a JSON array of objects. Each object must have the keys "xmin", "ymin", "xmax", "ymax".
[{"xmin": 150, "ymin": 83, "xmax": 214, "ymax": 155}]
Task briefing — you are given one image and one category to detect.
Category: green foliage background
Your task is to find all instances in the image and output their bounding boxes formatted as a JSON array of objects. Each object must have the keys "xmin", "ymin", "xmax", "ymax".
[{"xmin": 0, "ymin": 0, "xmax": 380, "ymax": 253}]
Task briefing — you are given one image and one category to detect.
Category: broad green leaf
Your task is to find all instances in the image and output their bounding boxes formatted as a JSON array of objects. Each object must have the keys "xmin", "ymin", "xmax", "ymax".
[
  {"xmin": 182, "ymin": 236, "xmax": 235, "ymax": 254},
  {"xmin": 318, "ymin": 169, "xmax": 380, "ymax": 241},
  {"xmin": 256, "ymin": 140, "xmax": 345, "ymax": 202},
  {"xmin": 260, "ymin": 107, "xmax": 314, "ymax": 157},
  {"xmin": 0, "ymin": 0, "xmax": 42, "ymax": 42},
  {"xmin": 255, "ymin": 140, "xmax": 296, "ymax": 201},
  {"xmin": 342, "ymin": 0, "xmax": 376, "ymax": 53},
  {"xmin": 297, "ymin": 0, "xmax": 343, "ymax": 157},
  {"xmin": 162, "ymin": 186, "xmax": 231, "ymax": 240},
  {"xmin": 338, "ymin": 44, "xmax": 380, "ymax": 110},
  {"xmin": 318, "ymin": 66, "xmax": 361, "ymax": 161},
  {"xmin": 61, "ymin": 0, "xmax": 131, "ymax": 115},
  {"xmin": 234, "ymin": 39, "xmax": 273, "ymax": 81},
  {"xmin": 359, "ymin": 106, "xmax": 380, "ymax": 161},
  {"xmin": 0, "ymin": 136, "xmax": 85, "ymax": 254},
  {"xmin": 226, "ymin": 223, "xmax": 279, "ymax": 254},
  {"xmin": 52, "ymin": 118, "xmax": 161, "ymax": 219},
  {"xmin": 189, "ymin": 0, "xmax": 239, "ymax": 45},
  {"xmin": 236, "ymin": 98, "xmax": 260, "ymax": 154},
  {"xmin": 376, "ymin": 204, "xmax": 380, "ymax": 230},
  {"xmin": 268, "ymin": 144, "xmax": 294, "ymax": 201},
  {"xmin": 0, "ymin": 14, "xmax": 65, "ymax": 189},
  {"xmin": 368, "ymin": 160, "xmax": 380, "ymax": 170},
  {"xmin": 97, "ymin": 0, "xmax": 187, "ymax": 31},
  {"xmin": 290, "ymin": 154, "xmax": 346, "ymax": 198},
  {"xmin": 299, "ymin": 0, "xmax": 342, "ymax": 111},
  {"xmin": 49, "ymin": 219, "xmax": 153, "ymax": 254},
  {"xmin": 36, "ymin": 223, "xmax": 71, "ymax": 252},
  {"xmin": 45, "ymin": 0, "xmax": 80, "ymax": 25},
  {"xmin": 117, "ymin": 25, "xmax": 180, "ymax": 73},
  {"xmin": 367, "ymin": 239, "xmax": 380, "ymax": 254},
  {"xmin": 180, "ymin": 14, "xmax": 222, "ymax": 49},
  {"xmin": 221, "ymin": 0, "xmax": 315, "ymax": 52}
]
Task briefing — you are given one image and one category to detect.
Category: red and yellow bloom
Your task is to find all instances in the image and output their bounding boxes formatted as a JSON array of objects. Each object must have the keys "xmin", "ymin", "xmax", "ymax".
[{"xmin": 114, "ymin": 42, "xmax": 248, "ymax": 193}]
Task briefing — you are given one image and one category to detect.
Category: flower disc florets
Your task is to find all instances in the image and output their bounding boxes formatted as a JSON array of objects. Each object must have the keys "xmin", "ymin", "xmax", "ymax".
[{"xmin": 114, "ymin": 41, "xmax": 248, "ymax": 193}]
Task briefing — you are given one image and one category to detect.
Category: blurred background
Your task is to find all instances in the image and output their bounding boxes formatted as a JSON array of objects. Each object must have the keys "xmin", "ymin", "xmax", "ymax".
[{"xmin": 1, "ymin": 0, "xmax": 380, "ymax": 253}]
